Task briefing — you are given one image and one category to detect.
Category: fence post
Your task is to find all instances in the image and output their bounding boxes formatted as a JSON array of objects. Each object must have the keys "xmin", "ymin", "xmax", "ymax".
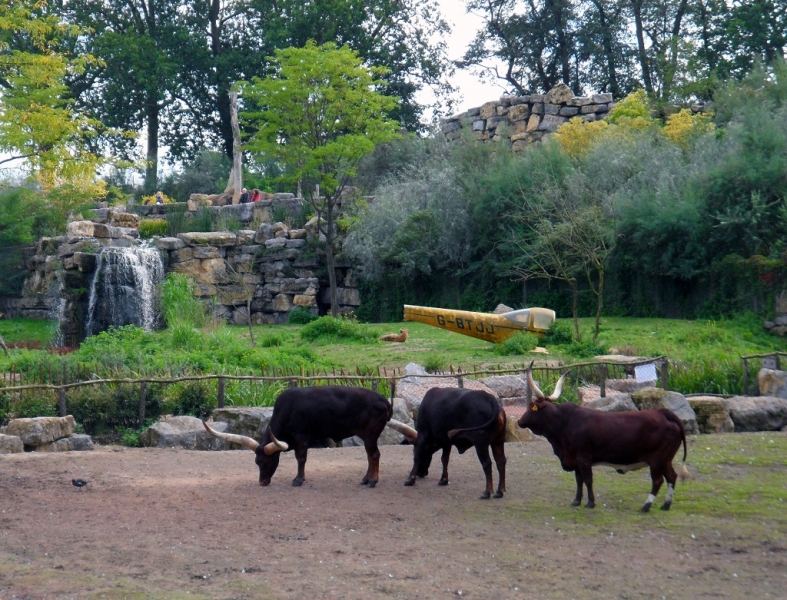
[
  {"xmin": 139, "ymin": 381, "xmax": 147, "ymax": 425},
  {"xmin": 458, "ymin": 375, "xmax": 464, "ymax": 389},
  {"xmin": 390, "ymin": 378, "xmax": 396, "ymax": 402},
  {"xmin": 289, "ymin": 379, "xmax": 296, "ymax": 389},
  {"xmin": 217, "ymin": 376, "xmax": 225, "ymax": 408},
  {"xmin": 372, "ymin": 379, "xmax": 379, "ymax": 394},
  {"xmin": 659, "ymin": 360, "xmax": 670, "ymax": 391},
  {"xmin": 599, "ymin": 364, "xmax": 607, "ymax": 398},
  {"xmin": 58, "ymin": 387, "xmax": 67, "ymax": 417}
]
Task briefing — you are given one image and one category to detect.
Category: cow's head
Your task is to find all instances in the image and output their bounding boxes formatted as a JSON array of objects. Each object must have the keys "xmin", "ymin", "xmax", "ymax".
[
  {"xmin": 517, "ymin": 363, "xmax": 568, "ymax": 432},
  {"xmin": 202, "ymin": 421, "xmax": 288, "ymax": 486}
]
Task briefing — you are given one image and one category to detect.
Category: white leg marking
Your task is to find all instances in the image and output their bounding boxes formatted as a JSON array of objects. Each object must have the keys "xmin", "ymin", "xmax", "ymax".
[
  {"xmin": 665, "ymin": 484, "xmax": 675, "ymax": 503},
  {"xmin": 646, "ymin": 494, "xmax": 656, "ymax": 505}
]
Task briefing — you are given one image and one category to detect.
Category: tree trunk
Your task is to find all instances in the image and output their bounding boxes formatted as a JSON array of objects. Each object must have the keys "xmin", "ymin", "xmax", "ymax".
[
  {"xmin": 631, "ymin": 0, "xmax": 653, "ymax": 93},
  {"xmin": 224, "ymin": 90, "xmax": 242, "ymax": 204},
  {"xmin": 325, "ymin": 199, "xmax": 339, "ymax": 317},
  {"xmin": 593, "ymin": 268, "xmax": 604, "ymax": 343},
  {"xmin": 246, "ymin": 295, "xmax": 255, "ymax": 346},
  {"xmin": 571, "ymin": 281, "xmax": 581, "ymax": 342},
  {"xmin": 144, "ymin": 94, "xmax": 159, "ymax": 194}
]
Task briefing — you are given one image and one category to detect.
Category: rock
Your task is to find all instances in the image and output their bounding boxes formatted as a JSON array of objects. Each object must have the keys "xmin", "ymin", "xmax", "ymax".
[
  {"xmin": 140, "ymin": 416, "xmax": 233, "ymax": 450},
  {"xmin": 5, "ymin": 416, "xmax": 76, "ymax": 446},
  {"xmin": 687, "ymin": 396, "xmax": 735, "ymax": 434},
  {"xmin": 171, "ymin": 257, "xmax": 228, "ymax": 284},
  {"xmin": 66, "ymin": 221, "xmax": 95, "ymax": 241},
  {"xmin": 544, "ymin": 83, "xmax": 574, "ymax": 104},
  {"xmin": 107, "ymin": 211, "xmax": 140, "ymax": 228},
  {"xmin": 264, "ymin": 237, "xmax": 287, "ymax": 250},
  {"xmin": 33, "ymin": 434, "xmax": 94, "ymax": 452},
  {"xmin": 396, "ymin": 363, "xmax": 498, "ymax": 414},
  {"xmin": 758, "ymin": 368, "xmax": 787, "ymax": 398},
  {"xmin": 0, "ymin": 433, "xmax": 23, "ymax": 454},
  {"xmin": 585, "ymin": 394, "xmax": 638, "ymax": 412},
  {"xmin": 187, "ymin": 194, "xmax": 212, "ymax": 211},
  {"xmin": 630, "ymin": 387, "xmax": 698, "ymax": 434},
  {"xmin": 212, "ymin": 406, "xmax": 275, "ymax": 441},
  {"xmin": 722, "ymin": 396, "xmax": 787, "ymax": 432},
  {"xmin": 479, "ymin": 374, "xmax": 527, "ymax": 399},
  {"xmin": 178, "ymin": 231, "xmax": 237, "ymax": 247},
  {"xmin": 505, "ymin": 416, "xmax": 538, "ymax": 442}
]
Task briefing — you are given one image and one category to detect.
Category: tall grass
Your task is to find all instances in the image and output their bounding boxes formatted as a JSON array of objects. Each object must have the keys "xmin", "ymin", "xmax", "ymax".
[
  {"xmin": 299, "ymin": 316, "xmax": 381, "ymax": 344},
  {"xmin": 160, "ymin": 273, "xmax": 207, "ymax": 328}
]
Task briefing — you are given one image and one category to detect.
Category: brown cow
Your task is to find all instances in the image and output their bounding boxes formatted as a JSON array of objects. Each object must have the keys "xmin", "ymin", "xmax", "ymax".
[{"xmin": 517, "ymin": 366, "xmax": 688, "ymax": 512}]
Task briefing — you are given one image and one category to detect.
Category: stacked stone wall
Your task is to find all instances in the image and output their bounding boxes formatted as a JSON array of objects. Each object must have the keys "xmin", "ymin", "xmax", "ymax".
[{"xmin": 441, "ymin": 83, "xmax": 614, "ymax": 152}]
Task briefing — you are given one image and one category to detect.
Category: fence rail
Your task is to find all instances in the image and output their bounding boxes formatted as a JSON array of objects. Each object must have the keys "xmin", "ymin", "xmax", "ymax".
[{"xmin": 740, "ymin": 351, "xmax": 787, "ymax": 395}]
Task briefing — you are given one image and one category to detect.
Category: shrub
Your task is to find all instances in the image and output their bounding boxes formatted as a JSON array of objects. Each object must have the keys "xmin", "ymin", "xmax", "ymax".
[
  {"xmin": 423, "ymin": 352, "xmax": 448, "ymax": 373},
  {"xmin": 288, "ymin": 307, "xmax": 318, "ymax": 324},
  {"xmin": 299, "ymin": 316, "xmax": 379, "ymax": 343},
  {"xmin": 138, "ymin": 218, "xmax": 169, "ymax": 238},
  {"xmin": 0, "ymin": 390, "xmax": 57, "ymax": 424},
  {"xmin": 493, "ymin": 332, "xmax": 539, "ymax": 355},
  {"xmin": 542, "ymin": 321, "xmax": 575, "ymax": 345},
  {"xmin": 259, "ymin": 333, "xmax": 284, "ymax": 347},
  {"xmin": 66, "ymin": 384, "xmax": 162, "ymax": 435},
  {"xmin": 163, "ymin": 380, "xmax": 216, "ymax": 420},
  {"xmin": 160, "ymin": 273, "xmax": 207, "ymax": 328}
]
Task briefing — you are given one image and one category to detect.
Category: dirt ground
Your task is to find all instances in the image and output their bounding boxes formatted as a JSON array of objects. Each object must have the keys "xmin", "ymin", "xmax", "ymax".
[{"xmin": 1, "ymin": 437, "xmax": 786, "ymax": 600}]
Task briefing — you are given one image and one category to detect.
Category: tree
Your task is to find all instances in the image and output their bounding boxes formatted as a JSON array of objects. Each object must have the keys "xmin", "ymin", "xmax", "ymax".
[
  {"xmin": 0, "ymin": 0, "xmax": 106, "ymax": 191},
  {"xmin": 243, "ymin": 41, "xmax": 400, "ymax": 317}
]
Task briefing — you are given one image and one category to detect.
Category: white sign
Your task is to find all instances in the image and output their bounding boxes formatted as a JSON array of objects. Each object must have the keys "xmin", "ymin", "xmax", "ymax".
[{"xmin": 635, "ymin": 363, "xmax": 658, "ymax": 384}]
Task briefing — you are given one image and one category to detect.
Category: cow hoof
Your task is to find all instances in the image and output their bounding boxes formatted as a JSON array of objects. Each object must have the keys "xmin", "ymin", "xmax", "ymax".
[
  {"xmin": 360, "ymin": 477, "xmax": 370, "ymax": 485},
  {"xmin": 367, "ymin": 481, "xmax": 377, "ymax": 488},
  {"xmin": 438, "ymin": 479, "xmax": 449, "ymax": 486},
  {"xmin": 585, "ymin": 501, "xmax": 595, "ymax": 509},
  {"xmin": 571, "ymin": 499, "xmax": 581, "ymax": 507},
  {"xmin": 493, "ymin": 491, "xmax": 504, "ymax": 499},
  {"xmin": 404, "ymin": 479, "xmax": 415, "ymax": 487},
  {"xmin": 660, "ymin": 502, "xmax": 671, "ymax": 511},
  {"xmin": 292, "ymin": 478, "xmax": 304, "ymax": 487},
  {"xmin": 641, "ymin": 503, "xmax": 652, "ymax": 513},
  {"xmin": 479, "ymin": 492, "xmax": 491, "ymax": 500}
]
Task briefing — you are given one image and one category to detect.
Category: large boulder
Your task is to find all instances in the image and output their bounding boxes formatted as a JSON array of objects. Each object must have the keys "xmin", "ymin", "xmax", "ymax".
[
  {"xmin": 178, "ymin": 231, "xmax": 238, "ymax": 247},
  {"xmin": 0, "ymin": 433, "xmax": 23, "ymax": 454},
  {"xmin": 479, "ymin": 374, "xmax": 527, "ymax": 400},
  {"xmin": 395, "ymin": 362, "xmax": 498, "ymax": 414},
  {"xmin": 5, "ymin": 415, "xmax": 76, "ymax": 446},
  {"xmin": 33, "ymin": 434, "xmax": 94, "ymax": 452},
  {"xmin": 107, "ymin": 210, "xmax": 140, "ymax": 229},
  {"xmin": 211, "ymin": 406, "xmax": 274, "ymax": 441},
  {"xmin": 631, "ymin": 387, "xmax": 699, "ymax": 434},
  {"xmin": 505, "ymin": 416, "xmax": 539, "ymax": 442},
  {"xmin": 140, "ymin": 416, "xmax": 233, "ymax": 450},
  {"xmin": 758, "ymin": 368, "xmax": 787, "ymax": 399},
  {"xmin": 722, "ymin": 396, "xmax": 787, "ymax": 432},
  {"xmin": 687, "ymin": 396, "xmax": 735, "ymax": 434},
  {"xmin": 584, "ymin": 394, "xmax": 638, "ymax": 412},
  {"xmin": 344, "ymin": 398, "xmax": 414, "ymax": 447},
  {"xmin": 187, "ymin": 194, "xmax": 212, "ymax": 211}
]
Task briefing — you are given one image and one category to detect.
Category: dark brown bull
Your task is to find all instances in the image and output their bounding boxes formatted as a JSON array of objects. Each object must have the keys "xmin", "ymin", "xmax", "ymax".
[
  {"xmin": 392, "ymin": 387, "xmax": 507, "ymax": 499},
  {"xmin": 203, "ymin": 385, "xmax": 393, "ymax": 487},
  {"xmin": 517, "ymin": 366, "xmax": 688, "ymax": 512}
]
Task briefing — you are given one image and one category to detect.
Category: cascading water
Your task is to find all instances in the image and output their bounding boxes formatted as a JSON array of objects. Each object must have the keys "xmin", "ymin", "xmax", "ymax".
[
  {"xmin": 50, "ymin": 276, "xmax": 68, "ymax": 347},
  {"xmin": 85, "ymin": 245, "xmax": 165, "ymax": 337}
]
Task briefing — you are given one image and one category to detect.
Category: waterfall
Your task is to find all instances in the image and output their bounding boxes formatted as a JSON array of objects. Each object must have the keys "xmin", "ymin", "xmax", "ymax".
[
  {"xmin": 85, "ymin": 245, "xmax": 165, "ymax": 337},
  {"xmin": 50, "ymin": 276, "xmax": 67, "ymax": 347}
]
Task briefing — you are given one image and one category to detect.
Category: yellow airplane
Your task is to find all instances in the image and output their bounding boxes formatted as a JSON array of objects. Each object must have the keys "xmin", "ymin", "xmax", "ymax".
[{"xmin": 403, "ymin": 304, "xmax": 556, "ymax": 344}]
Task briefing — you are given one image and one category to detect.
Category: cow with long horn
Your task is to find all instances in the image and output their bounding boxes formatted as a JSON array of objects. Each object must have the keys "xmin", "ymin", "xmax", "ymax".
[
  {"xmin": 203, "ymin": 385, "xmax": 396, "ymax": 487},
  {"xmin": 518, "ymin": 363, "xmax": 689, "ymax": 511}
]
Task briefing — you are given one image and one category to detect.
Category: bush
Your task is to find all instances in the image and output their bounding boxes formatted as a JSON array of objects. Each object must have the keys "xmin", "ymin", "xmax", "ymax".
[
  {"xmin": 423, "ymin": 352, "xmax": 447, "ymax": 373},
  {"xmin": 493, "ymin": 332, "xmax": 539, "ymax": 356},
  {"xmin": 163, "ymin": 380, "xmax": 216, "ymax": 420},
  {"xmin": 299, "ymin": 316, "xmax": 379, "ymax": 343},
  {"xmin": 542, "ymin": 321, "xmax": 575, "ymax": 345},
  {"xmin": 67, "ymin": 384, "xmax": 162, "ymax": 435},
  {"xmin": 0, "ymin": 390, "xmax": 57, "ymax": 424},
  {"xmin": 161, "ymin": 273, "xmax": 208, "ymax": 328},
  {"xmin": 138, "ymin": 218, "xmax": 169, "ymax": 238},
  {"xmin": 288, "ymin": 307, "xmax": 318, "ymax": 324}
]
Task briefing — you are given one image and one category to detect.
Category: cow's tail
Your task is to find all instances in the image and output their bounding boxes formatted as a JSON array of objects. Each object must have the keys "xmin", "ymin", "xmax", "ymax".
[
  {"xmin": 447, "ymin": 395, "xmax": 503, "ymax": 439},
  {"xmin": 662, "ymin": 409, "xmax": 691, "ymax": 481}
]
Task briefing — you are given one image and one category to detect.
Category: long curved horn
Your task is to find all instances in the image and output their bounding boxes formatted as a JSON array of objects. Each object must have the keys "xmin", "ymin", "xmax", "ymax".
[
  {"xmin": 549, "ymin": 371, "xmax": 569, "ymax": 401},
  {"xmin": 526, "ymin": 361, "xmax": 546, "ymax": 400},
  {"xmin": 386, "ymin": 419, "xmax": 418, "ymax": 442},
  {"xmin": 263, "ymin": 430, "xmax": 288, "ymax": 455},
  {"xmin": 202, "ymin": 420, "xmax": 259, "ymax": 451}
]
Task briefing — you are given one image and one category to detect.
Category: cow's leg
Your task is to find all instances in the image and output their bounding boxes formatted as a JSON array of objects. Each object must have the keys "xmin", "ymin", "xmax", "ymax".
[
  {"xmin": 438, "ymin": 445, "xmax": 452, "ymax": 486},
  {"xmin": 571, "ymin": 470, "xmax": 583, "ymax": 506},
  {"xmin": 642, "ymin": 466, "xmax": 665, "ymax": 512},
  {"xmin": 360, "ymin": 437, "xmax": 381, "ymax": 488},
  {"xmin": 292, "ymin": 443, "xmax": 308, "ymax": 486},
  {"xmin": 474, "ymin": 444, "xmax": 494, "ymax": 500},
  {"xmin": 576, "ymin": 461, "xmax": 595, "ymax": 508},
  {"xmin": 491, "ymin": 441, "xmax": 506, "ymax": 498},
  {"xmin": 660, "ymin": 462, "xmax": 678, "ymax": 511},
  {"xmin": 405, "ymin": 438, "xmax": 427, "ymax": 486}
]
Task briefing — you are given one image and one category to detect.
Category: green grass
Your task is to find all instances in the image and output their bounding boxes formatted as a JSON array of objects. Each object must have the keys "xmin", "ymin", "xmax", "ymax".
[{"xmin": 0, "ymin": 318, "xmax": 58, "ymax": 344}]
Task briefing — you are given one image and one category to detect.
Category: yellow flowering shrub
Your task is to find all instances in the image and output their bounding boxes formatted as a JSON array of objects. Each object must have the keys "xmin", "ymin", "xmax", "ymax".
[
  {"xmin": 554, "ymin": 118, "xmax": 610, "ymax": 159},
  {"xmin": 141, "ymin": 192, "xmax": 174, "ymax": 205},
  {"xmin": 662, "ymin": 109, "xmax": 715, "ymax": 150}
]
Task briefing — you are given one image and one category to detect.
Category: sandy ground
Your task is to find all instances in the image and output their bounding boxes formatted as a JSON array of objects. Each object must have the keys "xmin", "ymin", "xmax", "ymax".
[{"xmin": 1, "ymin": 438, "xmax": 786, "ymax": 599}]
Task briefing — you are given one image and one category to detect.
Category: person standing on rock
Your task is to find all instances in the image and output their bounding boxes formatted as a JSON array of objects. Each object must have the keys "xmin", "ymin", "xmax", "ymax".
[{"xmin": 239, "ymin": 188, "xmax": 250, "ymax": 203}]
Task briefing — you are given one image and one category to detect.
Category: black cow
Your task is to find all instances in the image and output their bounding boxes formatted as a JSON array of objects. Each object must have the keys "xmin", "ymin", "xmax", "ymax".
[
  {"xmin": 203, "ymin": 385, "xmax": 392, "ymax": 487},
  {"xmin": 399, "ymin": 387, "xmax": 507, "ymax": 499},
  {"xmin": 517, "ymin": 366, "xmax": 688, "ymax": 511}
]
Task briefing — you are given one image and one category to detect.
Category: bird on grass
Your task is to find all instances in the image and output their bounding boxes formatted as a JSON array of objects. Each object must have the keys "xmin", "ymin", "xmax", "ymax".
[{"xmin": 71, "ymin": 479, "xmax": 88, "ymax": 490}]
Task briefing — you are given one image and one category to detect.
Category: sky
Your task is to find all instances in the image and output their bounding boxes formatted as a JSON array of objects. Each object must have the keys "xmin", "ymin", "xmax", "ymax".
[{"xmin": 428, "ymin": 0, "xmax": 510, "ymax": 118}]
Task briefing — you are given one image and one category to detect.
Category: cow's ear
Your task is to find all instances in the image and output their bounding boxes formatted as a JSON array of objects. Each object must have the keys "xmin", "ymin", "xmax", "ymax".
[{"xmin": 529, "ymin": 402, "xmax": 539, "ymax": 412}]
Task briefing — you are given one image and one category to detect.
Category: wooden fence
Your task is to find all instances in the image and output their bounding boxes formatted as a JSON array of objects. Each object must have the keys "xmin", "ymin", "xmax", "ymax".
[
  {"xmin": 741, "ymin": 351, "xmax": 787, "ymax": 395},
  {"xmin": 0, "ymin": 357, "xmax": 669, "ymax": 423}
]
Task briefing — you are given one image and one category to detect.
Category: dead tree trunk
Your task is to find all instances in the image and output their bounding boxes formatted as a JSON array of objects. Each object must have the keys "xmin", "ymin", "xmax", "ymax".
[{"xmin": 224, "ymin": 90, "xmax": 242, "ymax": 205}]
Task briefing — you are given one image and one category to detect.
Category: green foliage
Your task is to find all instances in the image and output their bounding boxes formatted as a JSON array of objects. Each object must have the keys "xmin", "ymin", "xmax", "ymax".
[
  {"xmin": 160, "ymin": 273, "xmax": 207, "ymax": 328},
  {"xmin": 162, "ymin": 380, "xmax": 215, "ymax": 420},
  {"xmin": 542, "ymin": 321, "xmax": 575, "ymax": 345},
  {"xmin": 298, "ymin": 316, "xmax": 380, "ymax": 344},
  {"xmin": 161, "ymin": 152, "xmax": 231, "ymax": 201},
  {"xmin": 224, "ymin": 379, "xmax": 285, "ymax": 408},
  {"xmin": 164, "ymin": 204, "xmax": 190, "ymax": 236},
  {"xmin": 0, "ymin": 390, "xmax": 57, "ymax": 424},
  {"xmin": 563, "ymin": 339, "xmax": 609, "ymax": 358},
  {"xmin": 138, "ymin": 218, "xmax": 168, "ymax": 239},
  {"xmin": 67, "ymin": 384, "xmax": 162, "ymax": 434},
  {"xmin": 423, "ymin": 352, "xmax": 447, "ymax": 373},
  {"xmin": 190, "ymin": 207, "xmax": 215, "ymax": 233},
  {"xmin": 288, "ymin": 307, "xmax": 318, "ymax": 325},
  {"xmin": 493, "ymin": 332, "xmax": 540, "ymax": 356}
]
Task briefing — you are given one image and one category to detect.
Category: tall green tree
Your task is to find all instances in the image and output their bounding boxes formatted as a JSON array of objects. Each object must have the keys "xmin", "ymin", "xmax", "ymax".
[{"xmin": 243, "ymin": 41, "xmax": 400, "ymax": 316}]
